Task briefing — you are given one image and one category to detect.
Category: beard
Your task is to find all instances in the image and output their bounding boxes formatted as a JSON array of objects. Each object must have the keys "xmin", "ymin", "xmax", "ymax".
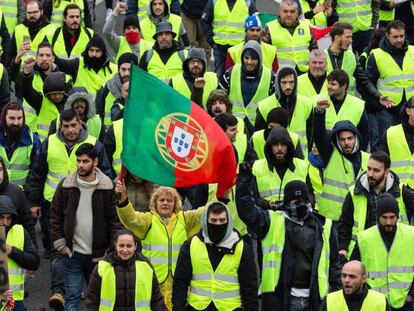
[
  {"xmin": 368, "ymin": 175, "xmax": 385, "ymax": 187},
  {"xmin": 5, "ymin": 126, "xmax": 22, "ymax": 143}
]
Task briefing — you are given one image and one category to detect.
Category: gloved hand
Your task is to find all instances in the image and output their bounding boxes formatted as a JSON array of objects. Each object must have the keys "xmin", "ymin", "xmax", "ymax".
[{"xmin": 238, "ymin": 162, "xmax": 253, "ymax": 181}]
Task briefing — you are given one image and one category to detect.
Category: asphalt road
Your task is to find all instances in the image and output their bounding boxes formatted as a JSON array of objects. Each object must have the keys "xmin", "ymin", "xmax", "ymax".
[{"xmin": 25, "ymin": 0, "xmax": 278, "ymax": 309}]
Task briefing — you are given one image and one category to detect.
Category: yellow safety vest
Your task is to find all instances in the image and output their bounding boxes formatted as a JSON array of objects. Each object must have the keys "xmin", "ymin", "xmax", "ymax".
[
  {"xmin": 387, "ymin": 124, "xmax": 414, "ymax": 189},
  {"xmin": 146, "ymin": 48, "xmax": 187, "ymax": 82},
  {"xmin": 297, "ymin": 72, "xmax": 328, "ymax": 98},
  {"xmin": 52, "ymin": 26, "xmax": 94, "ymax": 59},
  {"xmin": 314, "ymin": 93, "xmax": 365, "ymax": 130},
  {"xmin": 318, "ymin": 150, "xmax": 369, "ymax": 221},
  {"xmin": 6, "ymin": 225, "xmax": 25, "ymax": 301},
  {"xmin": 380, "ymin": 0, "xmax": 414, "ymax": 21},
  {"xmin": 50, "ymin": 0, "xmax": 85, "ymax": 27},
  {"xmin": 358, "ymin": 223, "xmax": 414, "ymax": 309},
  {"xmin": 73, "ymin": 58, "xmax": 117, "ymax": 97},
  {"xmin": 308, "ymin": 163, "xmax": 323, "ymax": 211},
  {"xmin": 252, "ymin": 157, "xmax": 308, "ymax": 202},
  {"xmin": 229, "ymin": 64, "xmax": 272, "ymax": 126},
  {"xmin": 326, "ymin": 289, "xmax": 387, "ymax": 311},
  {"xmin": 227, "ymin": 41, "xmax": 277, "ymax": 69},
  {"xmin": 97, "ymin": 260, "xmax": 153, "ymax": 310},
  {"xmin": 261, "ymin": 211, "xmax": 331, "ymax": 299},
  {"xmin": 14, "ymin": 23, "xmax": 56, "ymax": 63},
  {"xmin": 336, "ymin": 0, "xmax": 372, "ymax": 32},
  {"xmin": 188, "ymin": 235, "xmax": 243, "ymax": 311},
  {"xmin": 347, "ymin": 184, "xmax": 409, "ymax": 257},
  {"xmin": 112, "ymin": 118, "xmax": 123, "ymax": 175},
  {"xmin": 36, "ymin": 96, "xmax": 60, "ymax": 141},
  {"xmin": 325, "ymin": 49, "xmax": 356, "ymax": 94},
  {"xmin": 0, "ymin": 131, "xmax": 34, "ymax": 187},
  {"xmin": 0, "ymin": 11, "xmax": 3, "ymax": 52},
  {"xmin": 113, "ymin": 37, "xmax": 152, "ymax": 63},
  {"xmin": 136, "ymin": 0, "xmax": 173, "ymax": 20},
  {"xmin": 233, "ymin": 132, "xmax": 247, "ymax": 164},
  {"xmin": 142, "ymin": 212, "xmax": 188, "ymax": 284},
  {"xmin": 257, "ymin": 94, "xmax": 313, "ymax": 154},
  {"xmin": 171, "ymin": 71, "xmax": 218, "ymax": 107},
  {"xmin": 372, "ymin": 46, "xmax": 414, "ymax": 105},
  {"xmin": 212, "ymin": 0, "xmax": 248, "ymax": 46},
  {"xmin": 140, "ymin": 14, "xmax": 182, "ymax": 43},
  {"xmin": 267, "ymin": 19, "xmax": 311, "ymax": 72},
  {"xmin": 299, "ymin": 0, "xmax": 328, "ymax": 27},
  {"xmin": 44, "ymin": 133, "xmax": 97, "ymax": 201},
  {"xmin": 252, "ymin": 129, "xmax": 299, "ymax": 160},
  {"xmin": 103, "ymin": 91, "xmax": 117, "ymax": 129},
  {"xmin": 0, "ymin": 0, "xmax": 18, "ymax": 34}
]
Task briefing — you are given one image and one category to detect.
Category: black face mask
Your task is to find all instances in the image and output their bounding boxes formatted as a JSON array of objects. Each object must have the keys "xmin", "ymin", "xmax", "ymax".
[
  {"xmin": 285, "ymin": 200, "xmax": 310, "ymax": 221},
  {"xmin": 207, "ymin": 223, "xmax": 228, "ymax": 244}
]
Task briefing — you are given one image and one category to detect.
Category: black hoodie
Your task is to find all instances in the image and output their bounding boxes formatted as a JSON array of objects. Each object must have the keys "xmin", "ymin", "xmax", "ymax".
[
  {"xmin": 0, "ymin": 158, "xmax": 37, "ymax": 248},
  {"xmin": 0, "ymin": 195, "xmax": 39, "ymax": 271}
]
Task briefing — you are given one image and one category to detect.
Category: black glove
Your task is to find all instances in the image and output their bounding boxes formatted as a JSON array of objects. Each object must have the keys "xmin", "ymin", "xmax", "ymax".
[{"xmin": 238, "ymin": 162, "xmax": 253, "ymax": 181}]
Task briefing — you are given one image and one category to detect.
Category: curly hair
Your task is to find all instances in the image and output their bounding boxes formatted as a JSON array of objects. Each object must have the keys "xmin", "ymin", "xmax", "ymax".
[
  {"xmin": 149, "ymin": 186, "xmax": 182, "ymax": 214},
  {"xmin": 206, "ymin": 89, "xmax": 233, "ymax": 116}
]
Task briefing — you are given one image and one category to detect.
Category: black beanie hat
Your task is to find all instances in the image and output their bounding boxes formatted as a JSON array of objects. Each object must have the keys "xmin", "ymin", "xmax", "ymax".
[
  {"xmin": 117, "ymin": 53, "xmax": 138, "ymax": 69},
  {"xmin": 377, "ymin": 193, "xmax": 399, "ymax": 218},
  {"xmin": 283, "ymin": 180, "xmax": 310, "ymax": 205},
  {"xmin": 86, "ymin": 35, "xmax": 107, "ymax": 54},
  {"xmin": 123, "ymin": 14, "xmax": 140, "ymax": 32},
  {"xmin": 267, "ymin": 107, "xmax": 289, "ymax": 128}
]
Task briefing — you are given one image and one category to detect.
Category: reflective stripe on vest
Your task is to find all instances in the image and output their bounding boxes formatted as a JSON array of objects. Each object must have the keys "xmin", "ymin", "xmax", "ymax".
[
  {"xmin": 319, "ymin": 150, "xmax": 369, "ymax": 221},
  {"xmin": 171, "ymin": 71, "xmax": 218, "ymax": 107},
  {"xmin": 358, "ymin": 224, "xmax": 414, "ymax": 308},
  {"xmin": 299, "ymin": 0, "xmax": 328, "ymax": 27},
  {"xmin": 146, "ymin": 48, "xmax": 187, "ymax": 82},
  {"xmin": 36, "ymin": 96, "xmax": 60, "ymax": 141},
  {"xmin": 103, "ymin": 91, "xmax": 117, "ymax": 128},
  {"xmin": 52, "ymin": 26, "xmax": 93, "ymax": 59},
  {"xmin": 228, "ymin": 41, "xmax": 277, "ymax": 69},
  {"xmin": 252, "ymin": 129, "xmax": 299, "ymax": 160},
  {"xmin": 229, "ymin": 64, "xmax": 272, "ymax": 126},
  {"xmin": 337, "ymin": 0, "xmax": 372, "ymax": 32},
  {"xmin": 73, "ymin": 58, "xmax": 117, "ymax": 98},
  {"xmin": 140, "ymin": 14, "xmax": 182, "ymax": 43},
  {"xmin": 98, "ymin": 260, "xmax": 153, "ymax": 310},
  {"xmin": 14, "ymin": 24, "xmax": 56, "ymax": 65},
  {"xmin": 23, "ymin": 73, "xmax": 44, "ymax": 131},
  {"xmin": 113, "ymin": 118, "xmax": 123, "ymax": 175},
  {"xmin": 257, "ymin": 94, "xmax": 313, "ymax": 154},
  {"xmin": 261, "ymin": 211, "xmax": 331, "ymax": 297},
  {"xmin": 318, "ymin": 93, "xmax": 365, "ymax": 130},
  {"xmin": 252, "ymin": 157, "xmax": 308, "ymax": 201},
  {"xmin": 44, "ymin": 134, "xmax": 97, "ymax": 201},
  {"xmin": 6, "ymin": 225, "xmax": 25, "ymax": 301},
  {"xmin": 1, "ymin": 0, "xmax": 18, "ymax": 34},
  {"xmin": 142, "ymin": 212, "xmax": 188, "ymax": 284},
  {"xmin": 297, "ymin": 72, "xmax": 328, "ymax": 98},
  {"xmin": 348, "ymin": 184, "xmax": 409, "ymax": 257},
  {"xmin": 0, "ymin": 130, "xmax": 34, "ymax": 187},
  {"xmin": 372, "ymin": 46, "xmax": 414, "ymax": 105},
  {"xmin": 212, "ymin": 0, "xmax": 248, "ymax": 46},
  {"xmin": 188, "ymin": 235, "xmax": 243, "ymax": 311},
  {"xmin": 325, "ymin": 49, "xmax": 356, "ymax": 94},
  {"xmin": 327, "ymin": 289, "xmax": 387, "ymax": 311},
  {"xmin": 114, "ymin": 37, "xmax": 152, "ymax": 63},
  {"xmin": 380, "ymin": 1, "xmax": 414, "ymax": 21},
  {"xmin": 50, "ymin": 0, "xmax": 85, "ymax": 27},
  {"xmin": 387, "ymin": 124, "xmax": 414, "ymax": 189},
  {"xmin": 267, "ymin": 19, "xmax": 311, "ymax": 72}
]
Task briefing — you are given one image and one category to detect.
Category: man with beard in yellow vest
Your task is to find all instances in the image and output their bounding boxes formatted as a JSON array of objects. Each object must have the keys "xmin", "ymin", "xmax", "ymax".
[
  {"xmin": 236, "ymin": 173, "xmax": 342, "ymax": 311},
  {"xmin": 351, "ymin": 194, "xmax": 414, "ymax": 311}
]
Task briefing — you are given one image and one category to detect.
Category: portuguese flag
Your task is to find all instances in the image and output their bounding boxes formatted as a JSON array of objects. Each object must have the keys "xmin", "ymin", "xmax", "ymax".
[{"xmin": 121, "ymin": 66, "xmax": 237, "ymax": 198}]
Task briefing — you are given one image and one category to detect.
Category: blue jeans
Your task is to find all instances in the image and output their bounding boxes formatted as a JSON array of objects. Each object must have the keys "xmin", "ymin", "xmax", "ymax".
[
  {"xmin": 368, "ymin": 111, "xmax": 380, "ymax": 152},
  {"xmin": 213, "ymin": 45, "xmax": 228, "ymax": 79},
  {"xmin": 13, "ymin": 301, "xmax": 27, "ymax": 311},
  {"xmin": 289, "ymin": 295, "xmax": 309, "ymax": 311},
  {"xmin": 378, "ymin": 109, "xmax": 400, "ymax": 143},
  {"xmin": 62, "ymin": 252, "xmax": 95, "ymax": 311}
]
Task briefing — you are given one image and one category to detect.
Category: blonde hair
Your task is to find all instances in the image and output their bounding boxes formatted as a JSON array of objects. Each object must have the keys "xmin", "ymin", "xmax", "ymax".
[{"xmin": 149, "ymin": 186, "xmax": 182, "ymax": 214}]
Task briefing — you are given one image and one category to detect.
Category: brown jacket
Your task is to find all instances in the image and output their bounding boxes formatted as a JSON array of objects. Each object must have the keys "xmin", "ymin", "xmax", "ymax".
[
  {"xmin": 85, "ymin": 248, "xmax": 168, "ymax": 311},
  {"xmin": 50, "ymin": 168, "xmax": 121, "ymax": 261}
]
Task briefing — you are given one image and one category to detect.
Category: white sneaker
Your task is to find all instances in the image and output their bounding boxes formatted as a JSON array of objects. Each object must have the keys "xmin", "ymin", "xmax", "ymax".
[{"xmin": 105, "ymin": 8, "xmax": 113, "ymax": 22}]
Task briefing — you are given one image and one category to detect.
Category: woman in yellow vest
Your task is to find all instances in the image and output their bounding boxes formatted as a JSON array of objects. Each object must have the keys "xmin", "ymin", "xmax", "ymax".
[
  {"xmin": 86, "ymin": 229, "xmax": 168, "ymax": 310},
  {"xmin": 115, "ymin": 181, "xmax": 207, "ymax": 310}
]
